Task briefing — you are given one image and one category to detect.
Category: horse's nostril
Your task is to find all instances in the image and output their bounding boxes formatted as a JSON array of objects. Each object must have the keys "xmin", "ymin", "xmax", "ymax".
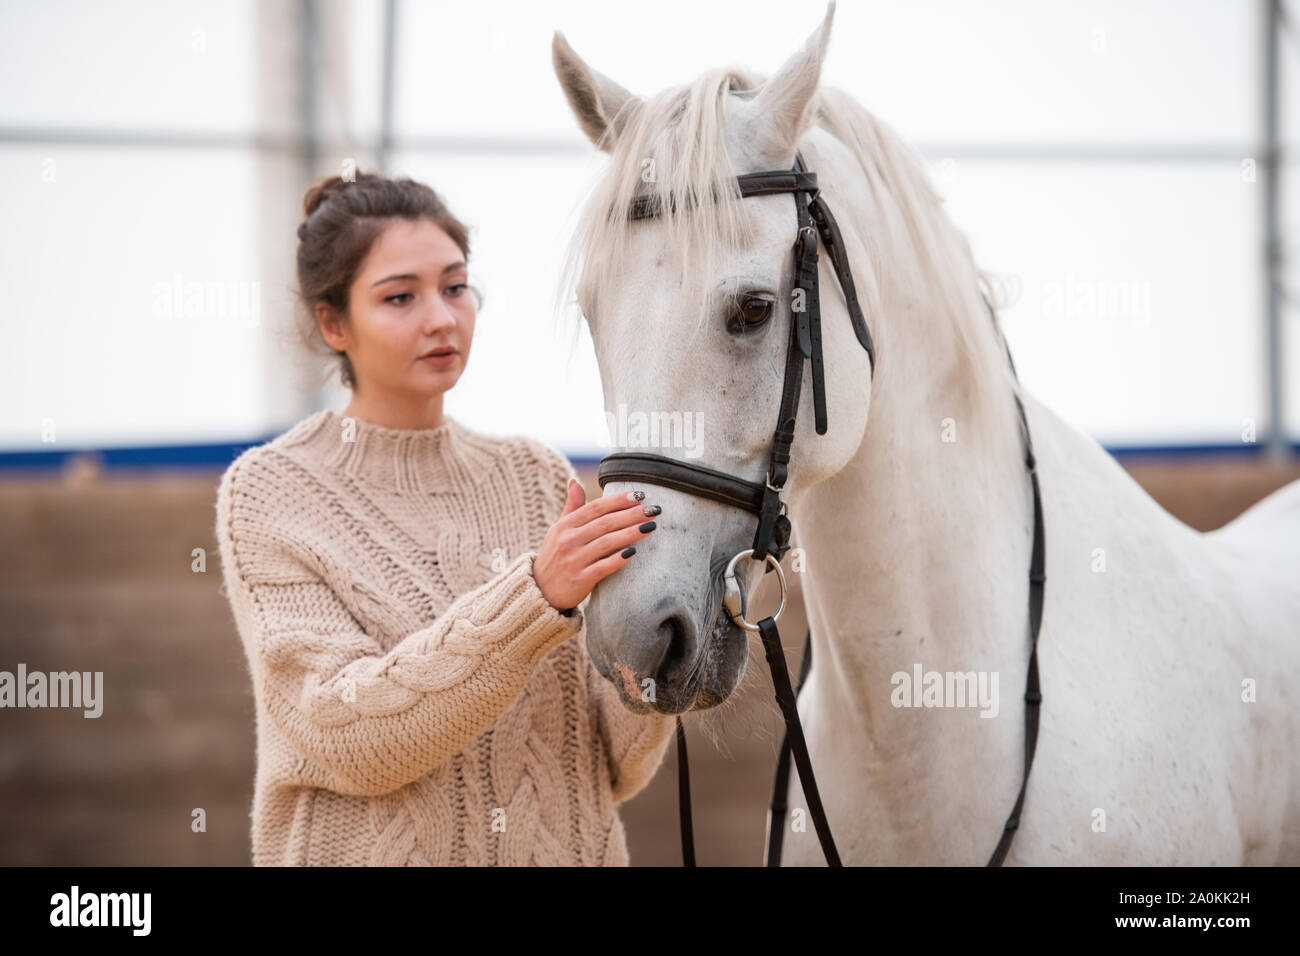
[{"xmin": 654, "ymin": 612, "xmax": 690, "ymax": 683}]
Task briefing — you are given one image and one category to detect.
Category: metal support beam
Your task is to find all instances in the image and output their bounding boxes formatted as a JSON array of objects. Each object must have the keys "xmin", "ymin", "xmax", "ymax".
[
  {"xmin": 1264, "ymin": 1, "xmax": 1286, "ymax": 460},
  {"xmin": 299, "ymin": 0, "xmax": 320, "ymax": 181},
  {"xmin": 378, "ymin": 0, "xmax": 398, "ymax": 174},
  {"xmin": 300, "ymin": 0, "xmax": 328, "ymax": 415}
]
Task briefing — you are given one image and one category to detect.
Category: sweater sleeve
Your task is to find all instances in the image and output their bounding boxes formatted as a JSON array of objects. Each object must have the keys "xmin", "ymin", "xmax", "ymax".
[
  {"xmin": 215, "ymin": 449, "xmax": 584, "ymax": 798},
  {"xmin": 524, "ymin": 439, "xmax": 677, "ymax": 804}
]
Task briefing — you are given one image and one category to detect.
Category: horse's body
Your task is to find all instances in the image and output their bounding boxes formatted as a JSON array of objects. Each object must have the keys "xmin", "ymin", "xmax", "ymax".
[
  {"xmin": 552, "ymin": 1, "xmax": 1300, "ymax": 864},
  {"xmin": 785, "ymin": 388, "xmax": 1300, "ymax": 865}
]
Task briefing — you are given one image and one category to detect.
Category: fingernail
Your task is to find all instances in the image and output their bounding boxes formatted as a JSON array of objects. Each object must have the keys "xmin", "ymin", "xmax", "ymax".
[
  {"xmin": 627, "ymin": 490, "xmax": 645, "ymax": 502},
  {"xmin": 642, "ymin": 504, "xmax": 661, "ymax": 517},
  {"xmin": 621, "ymin": 546, "xmax": 637, "ymax": 558},
  {"xmin": 639, "ymin": 520, "xmax": 656, "ymax": 533}
]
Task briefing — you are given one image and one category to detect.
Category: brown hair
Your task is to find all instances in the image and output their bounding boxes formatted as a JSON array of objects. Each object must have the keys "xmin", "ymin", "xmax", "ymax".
[{"xmin": 294, "ymin": 170, "xmax": 477, "ymax": 389}]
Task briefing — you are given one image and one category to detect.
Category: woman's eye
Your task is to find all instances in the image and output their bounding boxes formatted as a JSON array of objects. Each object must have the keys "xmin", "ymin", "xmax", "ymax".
[
  {"xmin": 445, "ymin": 283, "xmax": 468, "ymax": 297},
  {"xmin": 727, "ymin": 293, "xmax": 775, "ymax": 333},
  {"xmin": 385, "ymin": 292, "xmax": 413, "ymax": 305}
]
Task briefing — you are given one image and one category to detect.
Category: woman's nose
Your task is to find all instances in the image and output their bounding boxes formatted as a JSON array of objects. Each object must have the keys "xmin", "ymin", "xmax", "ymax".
[{"xmin": 422, "ymin": 296, "xmax": 456, "ymax": 333}]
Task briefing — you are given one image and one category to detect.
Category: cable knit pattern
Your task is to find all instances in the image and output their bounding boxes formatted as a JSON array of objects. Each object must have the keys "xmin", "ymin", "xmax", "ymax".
[{"xmin": 215, "ymin": 408, "xmax": 676, "ymax": 865}]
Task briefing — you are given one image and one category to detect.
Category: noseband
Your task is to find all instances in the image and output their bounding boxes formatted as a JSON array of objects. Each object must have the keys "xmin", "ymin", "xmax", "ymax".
[{"xmin": 595, "ymin": 150, "xmax": 1046, "ymax": 867}]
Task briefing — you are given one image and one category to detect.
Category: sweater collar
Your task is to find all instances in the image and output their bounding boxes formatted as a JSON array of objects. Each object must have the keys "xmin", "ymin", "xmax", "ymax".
[{"xmin": 285, "ymin": 408, "xmax": 467, "ymax": 492}]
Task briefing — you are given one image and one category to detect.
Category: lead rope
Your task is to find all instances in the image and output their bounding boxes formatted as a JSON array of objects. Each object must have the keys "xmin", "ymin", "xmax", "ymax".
[
  {"xmin": 764, "ymin": 627, "xmax": 813, "ymax": 866},
  {"xmin": 755, "ymin": 293, "xmax": 1046, "ymax": 867},
  {"xmin": 675, "ymin": 716, "xmax": 694, "ymax": 866}
]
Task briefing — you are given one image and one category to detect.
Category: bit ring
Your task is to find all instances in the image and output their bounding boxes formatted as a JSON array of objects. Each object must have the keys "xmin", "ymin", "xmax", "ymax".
[{"xmin": 722, "ymin": 549, "xmax": 787, "ymax": 632}]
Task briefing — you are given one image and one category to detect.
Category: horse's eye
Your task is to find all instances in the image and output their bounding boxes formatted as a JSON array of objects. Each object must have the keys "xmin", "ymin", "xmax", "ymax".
[{"xmin": 727, "ymin": 293, "xmax": 775, "ymax": 333}]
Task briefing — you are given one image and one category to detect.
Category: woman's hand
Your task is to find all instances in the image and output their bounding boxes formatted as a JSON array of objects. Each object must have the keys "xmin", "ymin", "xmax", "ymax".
[{"xmin": 533, "ymin": 479, "xmax": 661, "ymax": 613}]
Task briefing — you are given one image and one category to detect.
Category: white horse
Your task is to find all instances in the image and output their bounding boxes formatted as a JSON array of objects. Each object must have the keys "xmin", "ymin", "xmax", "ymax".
[{"xmin": 552, "ymin": 0, "xmax": 1300, "ymax": 865}]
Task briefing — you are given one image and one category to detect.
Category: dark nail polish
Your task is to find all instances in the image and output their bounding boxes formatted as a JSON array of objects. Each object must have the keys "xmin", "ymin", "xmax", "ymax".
[
  {"xmin": 642, "ymin": 504, "xmax": 662, "ymax": 517},
  {"xmin": 639, "ymin": 521, "xmax": 656, "ymax": 533},
  {"xmin": 621, "ymin": 546, "xmax": 637, "ymax": 558},
  {"xmin": 632, "ymin": 490, "xmax": 645, "ymax": 501}
]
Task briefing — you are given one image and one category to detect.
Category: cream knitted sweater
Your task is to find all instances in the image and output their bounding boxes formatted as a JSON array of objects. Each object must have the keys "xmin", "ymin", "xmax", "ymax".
[{"xmin": 215, "ymin": 408, "xmax": 676, "ymax": 866}]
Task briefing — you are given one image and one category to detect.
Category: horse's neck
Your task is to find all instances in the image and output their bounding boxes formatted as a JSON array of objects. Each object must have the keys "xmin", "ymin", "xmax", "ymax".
[{"xmin": 795, "ymin": 297, "xmax": 1034, "ymax": 750}]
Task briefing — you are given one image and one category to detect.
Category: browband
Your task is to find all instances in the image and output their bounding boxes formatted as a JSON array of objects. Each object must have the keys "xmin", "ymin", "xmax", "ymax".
[{"xmin": 628, "ymin": 170, "xmax": 821, "ymax": 220}]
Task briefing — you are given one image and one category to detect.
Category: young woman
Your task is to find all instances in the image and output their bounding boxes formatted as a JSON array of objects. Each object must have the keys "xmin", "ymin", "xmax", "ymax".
[{"xmin": 215, "ymin": 170, "xmax": 676, "ymax": 866}]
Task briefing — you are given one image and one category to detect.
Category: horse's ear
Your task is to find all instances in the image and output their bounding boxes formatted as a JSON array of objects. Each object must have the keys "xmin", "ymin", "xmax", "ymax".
[
  {"xmin": 552, "ymin": 31, "xmax": 641, "ymax": 153},
  {"xmin": 741, "ymin": 0, "xmax": 836, "ymax": 161}
]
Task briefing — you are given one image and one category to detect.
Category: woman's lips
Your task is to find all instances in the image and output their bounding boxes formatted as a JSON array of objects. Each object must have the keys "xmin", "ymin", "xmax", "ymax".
[{"xmin": 419, "ymin": 349, "xmax": 458, "ymax": 367}]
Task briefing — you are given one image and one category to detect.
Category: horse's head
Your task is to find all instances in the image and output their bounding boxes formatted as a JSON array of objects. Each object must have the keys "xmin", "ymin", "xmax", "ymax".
[{"xmin": 553, "ymin": 1, "xmax": 876, "ymax": 714}]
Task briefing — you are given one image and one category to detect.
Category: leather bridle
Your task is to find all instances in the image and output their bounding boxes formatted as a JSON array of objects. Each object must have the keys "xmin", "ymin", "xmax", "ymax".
[{"xmin": 595, "ymin": 150, "xmax": 1046, "ymax": 867}]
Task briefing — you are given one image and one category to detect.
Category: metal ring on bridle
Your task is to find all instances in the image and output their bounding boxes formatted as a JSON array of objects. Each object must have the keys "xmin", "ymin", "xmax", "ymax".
[{"xmin": 722, "ymin": 548, "xmax": 787, "ymax": 632}]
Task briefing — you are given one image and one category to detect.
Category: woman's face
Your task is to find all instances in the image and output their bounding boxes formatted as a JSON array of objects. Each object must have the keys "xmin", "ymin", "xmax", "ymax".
[{"xmin": 320, "ymin": 218, "xmax": 476, "ymax": 399}]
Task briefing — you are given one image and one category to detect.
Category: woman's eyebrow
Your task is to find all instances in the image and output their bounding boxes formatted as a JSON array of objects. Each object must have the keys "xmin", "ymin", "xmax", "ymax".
[{"xmin": 371, "ymin": 261, "xmax": 467, "ymax": 287}]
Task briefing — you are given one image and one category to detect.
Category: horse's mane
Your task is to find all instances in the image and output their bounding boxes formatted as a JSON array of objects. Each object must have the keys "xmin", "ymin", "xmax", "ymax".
[{"xmin": 555, "ymin": 64, "xmax": 1017, "ymax": 433}]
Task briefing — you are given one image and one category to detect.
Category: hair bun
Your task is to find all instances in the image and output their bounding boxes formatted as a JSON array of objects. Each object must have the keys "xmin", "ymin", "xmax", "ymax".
[
  {"xmin": 301, "ymin": 176, "xmax": 345, "ymax": 218},
  {"xmin": 299, "ymin": 173, "xmax": 363, "ymax": 241},
  {"xmin": 301, "ymin": 170, "xmax": 385, "ymax": 218}
]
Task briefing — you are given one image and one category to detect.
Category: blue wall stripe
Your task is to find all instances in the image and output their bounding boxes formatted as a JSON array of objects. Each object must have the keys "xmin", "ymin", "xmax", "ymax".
[
  {"xmin": 0, "ymin": 438, "xmax": 1296, "ymax": 471},
  {"xmin": 0, "ymin": 436, "xmax": 282, "ymax": 470}
]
